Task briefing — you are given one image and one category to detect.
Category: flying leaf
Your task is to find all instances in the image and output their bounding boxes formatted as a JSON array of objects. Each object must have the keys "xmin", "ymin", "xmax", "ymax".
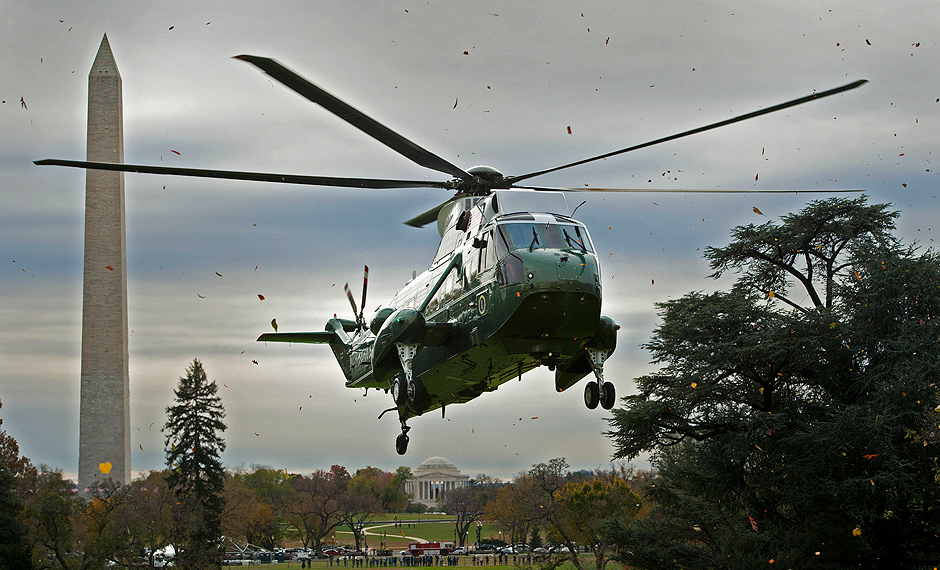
[
  {"xmin": 99, "ymin": 462, "xmax": 112, "ymax": 474},
  {"xmin": 453, "ymin": 98, "xmax": 458, "ymax": 109},
  {"xmin": 170, "ymin": 150, "xmax": 181, "ymax": 155},
  {"xmin": 252, "ymin": 360, "xmax": 259, "ymax": 365},
  {"xmin": 852, "ymin": 526, "xmax": 862, "ymax": 536},
  {"xmin": 106, "ymin": 265, "xmax": 114, "ymax": 270},
  {"xmin": 753, "ymin": 206, "xmax": 764, "ymax": 215},
  {"xmin": 271, "ymin": 318, "xmax": 278, "ymax": 332},
  {"xmin": 769, "ymin": 291, "xmax": 775, "ymax": 298},
  {"xmin": 567, "ymin": 126, "xmax": 572, "ymax": 135},
  {"xmin": 255, "ymin": 432, "xmax": 260, "ymax": 436},
  {"xmin": 258, "ymin": 294, "xmax": 265, "ymax": 301},
  {"xmin": 215, "ymin": 271, "xmax": 222, "ymax": 277},
  {"xmin": 755, "ymin": 173, "xmax": 759, "ymax": 181},
  {"xmin": 197, "ymin": 294, "xmax": 205, "ymax": 298},
  {"xmin": 863, "ymin": 454, "xmax": 879, "ymax": 459}
]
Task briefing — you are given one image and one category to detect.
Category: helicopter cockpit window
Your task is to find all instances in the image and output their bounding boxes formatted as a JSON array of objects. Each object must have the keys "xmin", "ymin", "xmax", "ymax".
[
  {"xmin": 558, "ymin": 224, "xmax": 594, "ymax": 253},
  {"xmin": 498, "ymin": 222, "xmax": 594, "ymax": 253},
  {"xmin": 503, "ymin": 223, "xmax": 541, "ymax": 250}
]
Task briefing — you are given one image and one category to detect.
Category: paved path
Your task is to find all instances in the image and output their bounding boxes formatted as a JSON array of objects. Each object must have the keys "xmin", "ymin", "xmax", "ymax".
[{"xmin": 361, "ymin": 522, "xmax": 425, "ymax": 542}]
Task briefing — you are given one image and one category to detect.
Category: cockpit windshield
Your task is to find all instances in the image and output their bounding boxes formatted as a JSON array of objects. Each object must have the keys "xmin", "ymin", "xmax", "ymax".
[{"xmin": 499, "ymin": 222, "xmax": 594, "ymax": 253}]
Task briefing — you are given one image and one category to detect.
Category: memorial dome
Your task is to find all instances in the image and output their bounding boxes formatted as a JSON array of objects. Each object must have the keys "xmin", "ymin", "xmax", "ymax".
[{"xmin": 417, "ymin": 457, "xmax": 458, "ymax": 471}]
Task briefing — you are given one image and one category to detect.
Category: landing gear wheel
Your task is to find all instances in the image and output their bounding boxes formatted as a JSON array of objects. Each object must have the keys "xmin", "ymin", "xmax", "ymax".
[
  {"xmin": 391, "ymin": 375, "xmax": 407, "ymax": 406},
  {"xmin": 395, "ymin": 433, "xmax": 409, "ymax": 455},
  {"xmin": 600, "ymin": 381, "xmax": 616, "ymax": 410},
  {"xmin": 584, "ymin": 381, "xmax": 600, "ymax": 410},
  {"xmin": 407, "ymin": 377, "xmax": 426, "ymax": 406}
]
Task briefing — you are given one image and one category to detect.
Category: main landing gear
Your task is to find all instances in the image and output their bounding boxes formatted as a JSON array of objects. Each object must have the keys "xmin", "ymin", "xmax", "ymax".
[
  {"xmin": 391, "ymin": 341, "xmax": 426, "ymax": 455},
  {"xmin": 584, "ymin": 347, "xmax": 616, "ymax": 410}
]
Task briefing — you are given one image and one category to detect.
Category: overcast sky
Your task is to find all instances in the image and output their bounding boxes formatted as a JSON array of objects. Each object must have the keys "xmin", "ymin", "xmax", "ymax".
[{"xmin": 2, "ymin": 1, "xmax": 938, "ymax": 482}]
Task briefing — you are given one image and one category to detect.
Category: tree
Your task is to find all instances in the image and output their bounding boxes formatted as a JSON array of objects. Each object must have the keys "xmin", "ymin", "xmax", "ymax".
[
  {"xmin": 348, "ymin": 466, "xmax": 409, "ymax": 513},
  {"xmin": 440, "ymin": 484, "xmax": 492, "ymax": 547},
  {"xmin": 555, "ymin": 477, "xmax": 642, "ymax": 570},
  {"xmin": 223, "ymin": 470, "xmax": 282, "ymax": 550},
  {"xmin": 0, "ymin": 466, "xmax": 31, "ymax": 570},
  {"xmin": 81, "ymin": 480, "xmax": 135, "ymax": 569},
  {"xmin": 23, "ymin": 467, "xmax": 81, "ymax": 570},
  {"xmin": 0, "ymin": 399, "xmax": 33, "ymax": 570},
  {"xmin": 512, "ymin": 459, "xmax": 587, "ymax": 568},
  {"xmin": 337, "ymin": 488, "xmax": 380, "ymax": 552},
  {"xmin": 486, "ymin": 479, "xmax": 535, "ymax": 546},
  {"xmin": 282, "ymin": 466, "xmax": 348, "ymax": 554},
  {"xmin": 606, "ymin": 198, "xmax": 940, "ymax": 569},
  {"xmin": 164, "ymin": 359, "xmax": 227, "ymax": 570},
  {"xmin": 118, "ymin": 471, "xmax": 175, "ymax": 569}
]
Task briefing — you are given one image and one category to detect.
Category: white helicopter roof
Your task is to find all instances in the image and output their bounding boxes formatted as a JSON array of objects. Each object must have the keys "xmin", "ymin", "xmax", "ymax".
[{"xmin": 492, "ymin": 189, "xmax": 569, "ymax": 217}]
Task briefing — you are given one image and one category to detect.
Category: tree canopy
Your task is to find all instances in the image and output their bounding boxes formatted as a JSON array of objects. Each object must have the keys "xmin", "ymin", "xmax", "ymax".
[{"xmin": 606, "ymin": 198, "xmax": 940, "ymax": 569}]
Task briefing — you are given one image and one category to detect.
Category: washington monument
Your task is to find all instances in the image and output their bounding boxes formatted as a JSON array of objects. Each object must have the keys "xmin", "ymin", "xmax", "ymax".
[{"xmin": 78, "ymin": 34, "xmax": 130, "ymax": 491}]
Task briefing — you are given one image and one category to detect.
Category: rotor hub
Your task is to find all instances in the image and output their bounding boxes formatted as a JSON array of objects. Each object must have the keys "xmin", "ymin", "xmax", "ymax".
[{"xmin": 456, "ymin": 165, "xmax": 505, "ymax": 196}]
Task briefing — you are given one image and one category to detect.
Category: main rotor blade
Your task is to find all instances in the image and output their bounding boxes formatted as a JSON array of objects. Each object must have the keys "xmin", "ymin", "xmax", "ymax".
[
  {"xmin": 504, "ymin": 79, "xmax": 868, "ymax": 186},
  {"xmin": 404, "ymin": 198, "xmax": 456, "ymax": 228},
  {"xmin": 34, "ymin": 159, "xmax": 451, "ymax": 190},
  {"xmin": 514, "ymin": 185, "xmax": 864, "ymax": 193},
  {"xmin": 234, "ymin": 55, "xmax": 473, "ymax": 182}
]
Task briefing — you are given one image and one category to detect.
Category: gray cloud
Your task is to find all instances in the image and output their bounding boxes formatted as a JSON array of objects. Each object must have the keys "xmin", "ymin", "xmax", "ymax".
[{"xmin": 2, "ymin": 0, "xmax": 937, "ymax": 481}]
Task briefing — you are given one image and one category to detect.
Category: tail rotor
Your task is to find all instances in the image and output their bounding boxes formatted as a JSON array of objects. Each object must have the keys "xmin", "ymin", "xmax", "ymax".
[{"xmin": 344, "ymin": 265, "xmax": 369, "ymax": 331}]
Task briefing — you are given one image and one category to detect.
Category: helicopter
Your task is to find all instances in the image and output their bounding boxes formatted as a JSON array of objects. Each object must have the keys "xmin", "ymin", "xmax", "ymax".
[{"xmin": 36, "ymin": 55, "xmax": 865, "ymax": 454}]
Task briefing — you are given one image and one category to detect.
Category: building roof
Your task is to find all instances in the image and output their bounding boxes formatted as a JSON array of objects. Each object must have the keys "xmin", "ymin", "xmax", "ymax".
[{"xmin": 416, "ymin": 456, "xmax": 458, "ymax": 471}]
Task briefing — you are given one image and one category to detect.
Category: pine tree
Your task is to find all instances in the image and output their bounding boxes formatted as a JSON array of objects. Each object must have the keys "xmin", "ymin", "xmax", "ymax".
[{"xmin": 164, "ymin": 359, "xmax": 227, "ymax": 569}]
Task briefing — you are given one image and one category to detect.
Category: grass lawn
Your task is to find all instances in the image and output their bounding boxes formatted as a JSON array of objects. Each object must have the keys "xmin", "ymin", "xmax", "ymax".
[
  {"xmin": 224, "ymin": 563, "xmax": 598, "ymax": 570},
  {"xmin": 322, "ymin": 519, "xmax": 506, "ymax": 551}
]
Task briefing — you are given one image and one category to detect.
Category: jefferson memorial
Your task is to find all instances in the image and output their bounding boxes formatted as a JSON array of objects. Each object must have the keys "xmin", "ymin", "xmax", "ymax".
[{"xmin": 405, "ymin": 457, "xmax": 471, "ymax": 508}]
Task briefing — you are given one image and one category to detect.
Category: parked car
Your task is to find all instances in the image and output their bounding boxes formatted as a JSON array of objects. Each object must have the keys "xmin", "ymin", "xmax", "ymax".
[{"xmin": 452, "ymin": 547, "xmax": 467, "ymax": 555}]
